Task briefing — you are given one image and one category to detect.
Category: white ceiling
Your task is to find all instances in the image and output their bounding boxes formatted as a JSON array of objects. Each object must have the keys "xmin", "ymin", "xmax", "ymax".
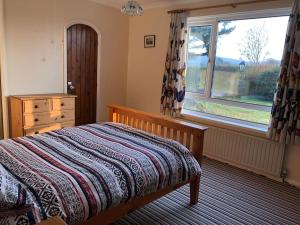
[{"xmin": 90, "ymin": 0, "xmax": 207, "ymax": 9}]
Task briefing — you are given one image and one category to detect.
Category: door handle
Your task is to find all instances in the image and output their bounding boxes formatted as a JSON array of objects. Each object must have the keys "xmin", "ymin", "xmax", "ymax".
[{"xmin": 67, "ymin": 81, "xmax": 75, "ymax": 90}]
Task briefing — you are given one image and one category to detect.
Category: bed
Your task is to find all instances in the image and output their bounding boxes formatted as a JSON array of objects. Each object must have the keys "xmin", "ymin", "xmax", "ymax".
[{"xmin": 0, "ymin": 105, "xmax": 207, "ymax": 225}]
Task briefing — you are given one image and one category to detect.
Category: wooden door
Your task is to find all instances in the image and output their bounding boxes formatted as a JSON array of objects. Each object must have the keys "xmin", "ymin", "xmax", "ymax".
[{"xmin": 67, "ymin": 24, "xmax": 98, "ymax": 126}]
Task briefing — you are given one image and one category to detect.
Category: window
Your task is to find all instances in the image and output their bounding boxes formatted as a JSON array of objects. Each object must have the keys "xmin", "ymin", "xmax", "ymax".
[
  {"xmin": 184, "ymin": 11, "xmax": 289, "ymax": 125},
  {"xmin": 186, "ymin": 25, "xmax": 212, "ymax": 94}
]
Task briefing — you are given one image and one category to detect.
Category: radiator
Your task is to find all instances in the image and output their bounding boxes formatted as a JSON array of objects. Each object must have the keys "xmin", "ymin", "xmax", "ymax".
[{"xmin": 203, "ymin": 127, "xmax": 286, "ymax": 179}]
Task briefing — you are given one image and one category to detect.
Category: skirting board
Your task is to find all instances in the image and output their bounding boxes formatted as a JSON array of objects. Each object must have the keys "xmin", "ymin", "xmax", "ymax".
[
  {"xmin": 204, "ymin": 155, "xmax": 283, "ymax": 182},
  {"xmin": 285, "ymin": 178, "xmax": 300, "ymax": 189}
]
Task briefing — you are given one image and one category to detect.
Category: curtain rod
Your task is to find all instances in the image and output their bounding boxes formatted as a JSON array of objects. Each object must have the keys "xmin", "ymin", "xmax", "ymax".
[{"xmin": 167, "ymin": 0, "xmax": 284, "ymax": 14}]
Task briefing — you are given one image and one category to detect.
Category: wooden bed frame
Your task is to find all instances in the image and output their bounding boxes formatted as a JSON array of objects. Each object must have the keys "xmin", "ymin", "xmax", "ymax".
[{"xmin": 81, "ymin": 105, "xmax": 208, "ymax": 225}]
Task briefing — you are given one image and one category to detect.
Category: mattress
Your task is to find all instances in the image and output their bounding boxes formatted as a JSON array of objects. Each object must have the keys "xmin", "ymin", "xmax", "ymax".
[{"xmin": 0, "ymin": 122, "xmax": 201, "ymax": 225}]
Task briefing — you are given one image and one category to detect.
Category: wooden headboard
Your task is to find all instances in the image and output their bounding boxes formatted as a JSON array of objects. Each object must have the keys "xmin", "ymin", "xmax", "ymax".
[{"xmin": 107, "ymin": 105, "xmax": 208, "ymax": 163}]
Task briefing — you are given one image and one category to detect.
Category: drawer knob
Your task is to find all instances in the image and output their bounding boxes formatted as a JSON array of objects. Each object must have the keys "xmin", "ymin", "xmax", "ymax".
[
  {"xmin": 35, "ymin": 131, "xmax": 39, "ymax": 134},
  {"xmin": 34, "ymin": 118, "xmax": 39, "ymax": 122},
  {"xmin": 61, "ymin": 103, "xmax": 65, "ymax": 107},
  {"xmin": 61, "ymin": 115, "xmax": 65, "ymax": 119},
  {"xmin": 34, "ymin": 105, "xmax": 38, "ymax": 109}
]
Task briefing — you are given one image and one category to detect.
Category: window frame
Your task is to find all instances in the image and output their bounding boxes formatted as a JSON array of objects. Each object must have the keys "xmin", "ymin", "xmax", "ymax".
[
  {"xmin": 185, "ymin": 8, "xmax": 291, "ymax": 117},
  {"xmin": 186, "ymin": 19, "xmax": 217, "ymax": 98}
]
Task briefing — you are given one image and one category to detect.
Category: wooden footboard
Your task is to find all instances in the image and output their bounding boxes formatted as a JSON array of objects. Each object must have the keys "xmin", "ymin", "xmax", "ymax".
[
  {"xmin": 82, "ymin": 105, "xmax": 208, "ymax": 225},
  {"xmin": 107, "ymin": 105, "xmax": 208, "ymax": 164}
]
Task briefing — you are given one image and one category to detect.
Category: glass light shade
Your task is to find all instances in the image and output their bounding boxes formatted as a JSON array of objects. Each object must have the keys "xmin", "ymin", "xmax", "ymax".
[{"xmin": 121, "ymin": 0, "xmax": 144, "ymax": 16}]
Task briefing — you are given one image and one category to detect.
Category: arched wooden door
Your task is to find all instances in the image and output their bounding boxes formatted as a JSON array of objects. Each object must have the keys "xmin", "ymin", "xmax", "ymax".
[{"xmin": 67, "ymin": 24, "xmax": 98, "ymax": 126}]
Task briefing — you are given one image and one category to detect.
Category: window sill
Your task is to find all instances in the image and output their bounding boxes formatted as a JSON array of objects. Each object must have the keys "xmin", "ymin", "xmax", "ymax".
[{"xmin": 180, "ymin": 109, "xmax": 268, "ymax": 139}]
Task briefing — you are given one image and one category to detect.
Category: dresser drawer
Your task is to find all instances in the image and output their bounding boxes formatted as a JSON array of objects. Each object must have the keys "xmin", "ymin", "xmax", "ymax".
[
  {"xmin": 24, "ymin": 110, "xmax": 75, "ymax": 128},
  {"xmin": 9, "ymin": 94, "xmax": 76, "ymax": 138},
  {"xmin": 25, "ymin": 121, "xmax": 75, "ymax": 136},
  {"xmin": 23, "ymin": 100, "xmax": 50, "ymax": 114},
  {"xmin": 52, "ymin": 98, "xmax": 75, "ymax": 111}
]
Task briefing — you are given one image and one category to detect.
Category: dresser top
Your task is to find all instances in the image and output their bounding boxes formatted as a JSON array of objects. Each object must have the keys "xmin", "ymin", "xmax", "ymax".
[{"xmin": 10, "ymin": 93, "xmax": 77, "ymax": 100}]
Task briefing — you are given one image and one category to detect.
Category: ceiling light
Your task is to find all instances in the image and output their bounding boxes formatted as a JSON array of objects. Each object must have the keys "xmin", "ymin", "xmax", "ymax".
[{"xmin": 121, "ymin": 0, "xmax": 144, "ymax": 16}]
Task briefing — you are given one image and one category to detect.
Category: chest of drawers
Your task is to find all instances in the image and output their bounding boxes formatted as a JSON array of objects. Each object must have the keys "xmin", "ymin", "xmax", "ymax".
[{"xmin": 9, "ymin": 94, "xmax": 76, "ymax": 138}]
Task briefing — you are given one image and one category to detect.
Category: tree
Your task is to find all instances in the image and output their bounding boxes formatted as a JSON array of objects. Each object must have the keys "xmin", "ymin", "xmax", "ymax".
[
  {"xmin": 239, "ymin": 23, "xmax": 269, "ymax": 64},
  {"xmin": 189, "ymin": 22, "xmax": 235, "ymax": 56},
  {"xmin": 218, "ymin": 21, "xmax": 236, "ymax": 36}
]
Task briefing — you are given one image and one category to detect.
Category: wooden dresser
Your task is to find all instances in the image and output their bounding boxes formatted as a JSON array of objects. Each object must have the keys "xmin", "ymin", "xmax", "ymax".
[{"xmin": 9, "ymin": 94, "xmax": 76, "ymax": 138}]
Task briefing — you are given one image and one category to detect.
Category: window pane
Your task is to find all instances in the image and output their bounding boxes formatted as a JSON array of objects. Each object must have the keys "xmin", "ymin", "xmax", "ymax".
[
  {"xmin": 211, "ymin": 16, "xmax": 289, "ymax": 106},
  {"xmin": 184, "ymin": 15, "xmax": 289, "ymax": 125},
  {"xmin": 186, "ymin": 25, "xmax": 212, "ymax": 94},
  {"xmin": 184, "ymin": 94, "xmax": 271, "ymax": 124}
]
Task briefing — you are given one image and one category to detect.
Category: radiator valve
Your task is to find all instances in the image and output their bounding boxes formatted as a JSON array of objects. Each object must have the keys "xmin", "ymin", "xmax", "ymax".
[{"xmin": 281, "ymin": 168, "xmax": 288, "ymax": 183}]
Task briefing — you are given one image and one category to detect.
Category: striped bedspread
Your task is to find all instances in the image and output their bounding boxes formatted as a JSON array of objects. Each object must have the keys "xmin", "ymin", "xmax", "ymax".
[{"xmin": 0, "ymin": 122, "xmax": 201, "ymax": 225}]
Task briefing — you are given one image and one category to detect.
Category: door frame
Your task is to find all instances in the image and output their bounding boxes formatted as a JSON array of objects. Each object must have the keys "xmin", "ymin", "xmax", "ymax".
[{"xmin": 63, "ymin": 21, "xmax": 102, "ymax": 123}]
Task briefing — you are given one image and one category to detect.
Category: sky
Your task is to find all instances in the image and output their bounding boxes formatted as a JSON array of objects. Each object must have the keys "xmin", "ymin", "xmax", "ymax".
[
  {"xmin": 216, "ymin": 16, "xmax": 289, "ymax": 61},
  {"xmin": 188, "ymin": 16, "xmax": 289, "ymax": 61}
]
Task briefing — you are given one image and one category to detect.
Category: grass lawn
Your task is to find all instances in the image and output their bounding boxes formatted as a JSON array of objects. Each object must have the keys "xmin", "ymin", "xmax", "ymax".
[{"xmin": 184, "ymin": 98, "xmax": 271, "ymax": 124}]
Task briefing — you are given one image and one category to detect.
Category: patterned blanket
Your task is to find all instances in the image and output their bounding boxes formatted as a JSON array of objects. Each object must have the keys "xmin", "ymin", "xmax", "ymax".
[{"xmin": 0, "ymin": 123, "xmax": 201, "ymax": 225}]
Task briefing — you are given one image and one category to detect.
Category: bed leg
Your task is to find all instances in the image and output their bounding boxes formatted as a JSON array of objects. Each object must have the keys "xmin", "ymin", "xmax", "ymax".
[{"xmin": 190, "ymin": 175, "xmax": 200, "ymax": 205}]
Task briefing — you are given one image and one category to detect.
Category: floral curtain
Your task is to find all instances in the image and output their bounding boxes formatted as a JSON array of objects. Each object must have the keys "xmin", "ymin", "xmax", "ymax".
[
  {"xmin": 268, "ymin": 0, "xmax": 300, "ymax": 144},
  {"xmin": 160, "ymin": 12, "xmax": 188, "ymax": 117}
]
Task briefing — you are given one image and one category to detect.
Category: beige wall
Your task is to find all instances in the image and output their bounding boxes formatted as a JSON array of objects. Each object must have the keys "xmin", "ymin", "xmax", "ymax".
[
  {"xmin": 126, "ymin": 0, "xmax": 300, "ymax": 187},
  {"xmin": 127, "ymin": 7, "xmax": 169, "ymax": 114},
  {"xmin": 0, "ymin": 0, "xmax": 8, "ymax": 138},
  {"xmin": 285, "ymin": 144, "xmax": 300, "ymax": 187},
  {"xmin": 3, "ymin": 0, "xmax": 129, "ymax": 131}
]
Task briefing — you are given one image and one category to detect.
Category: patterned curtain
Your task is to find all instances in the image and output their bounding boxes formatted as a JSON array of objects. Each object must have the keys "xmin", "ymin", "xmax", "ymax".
[
  {"xmin": 160, "ymin": 12, "xmax": 188, "ymax": 117},
  {"xmin": 268, "ymin": 0, "xmax": 300, "ymax": 144}
]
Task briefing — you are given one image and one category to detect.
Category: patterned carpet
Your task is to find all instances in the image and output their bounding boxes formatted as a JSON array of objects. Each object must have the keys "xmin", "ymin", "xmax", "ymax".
[{"xmin": 114, "ymin": 158, "xmax": 300, "ymax": 225}]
